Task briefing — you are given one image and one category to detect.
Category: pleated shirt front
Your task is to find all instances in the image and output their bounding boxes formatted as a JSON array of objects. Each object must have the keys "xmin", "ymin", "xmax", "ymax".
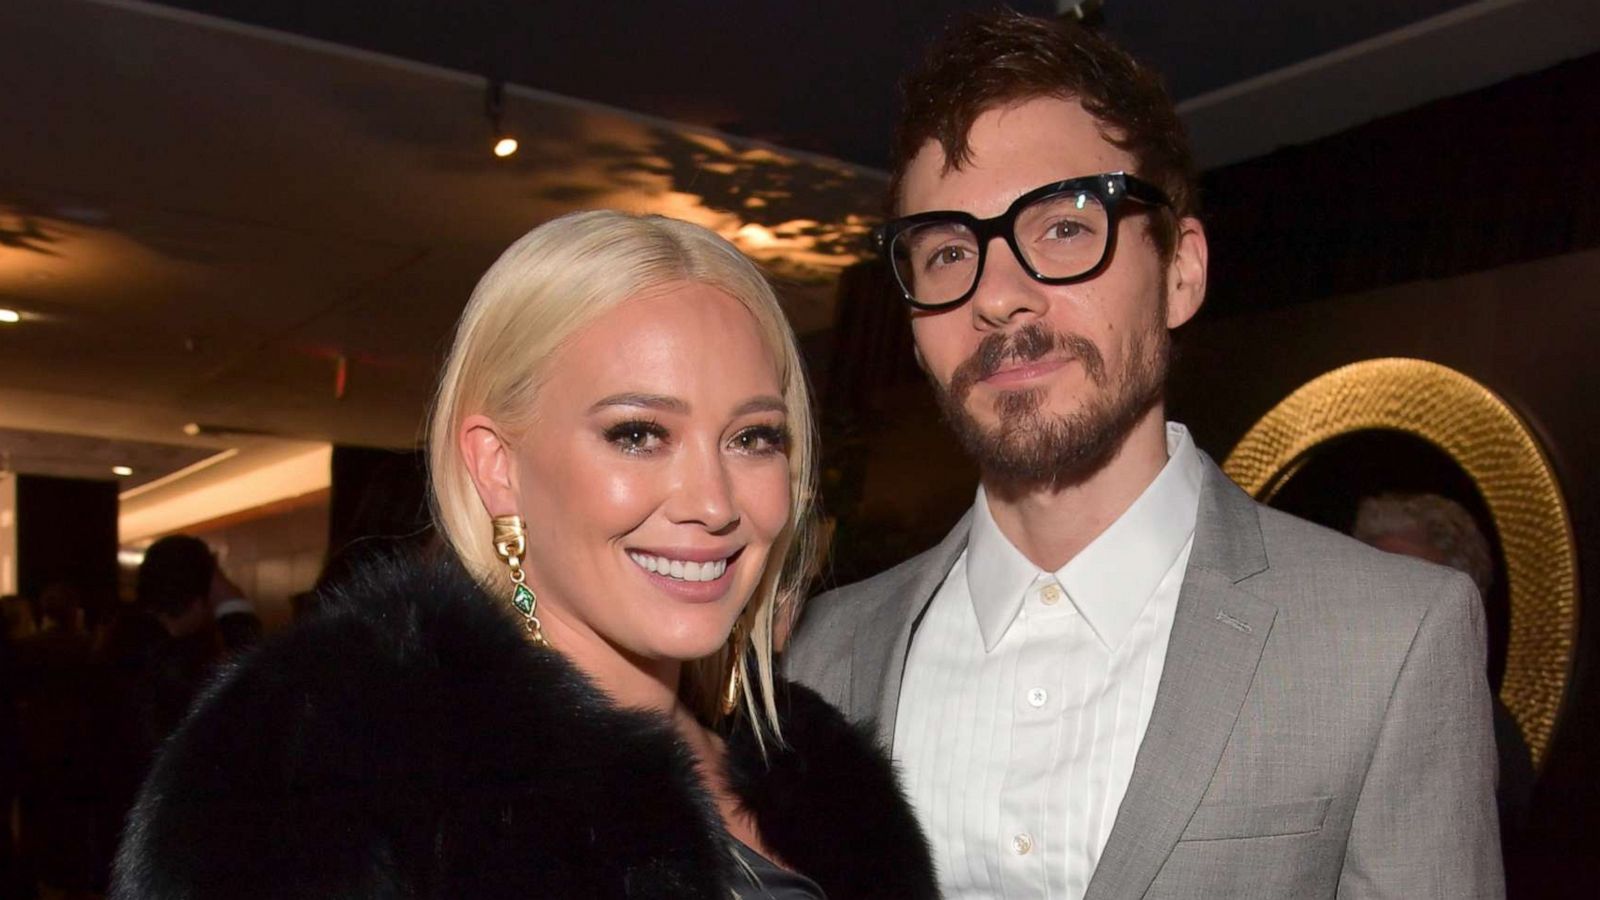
[{"xmin": 893, "ymin": 423, "xmax": 1204, "ymax": 900}]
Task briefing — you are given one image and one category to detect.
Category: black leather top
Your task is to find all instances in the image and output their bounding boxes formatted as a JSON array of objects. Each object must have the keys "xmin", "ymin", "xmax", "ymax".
[{"xmin": 732, "ymin": 840, "xmax": 827, "ymax": 900}]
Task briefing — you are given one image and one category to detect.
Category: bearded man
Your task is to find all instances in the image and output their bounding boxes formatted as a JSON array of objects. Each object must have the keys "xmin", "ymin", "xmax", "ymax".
[{"xmin": 785, "ymin": 11, "xmax": 1501, "ymax": 899}]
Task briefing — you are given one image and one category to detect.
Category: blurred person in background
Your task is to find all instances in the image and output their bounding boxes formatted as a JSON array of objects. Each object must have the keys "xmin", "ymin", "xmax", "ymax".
[
  {"xmin": 11, "ymin": 582, "xmax": 99, "ymax": 899},
  {"xmin": 3, "ymin": 592, "xmax": 38, "ymax": 643},
  {"xmin": 205, "ymin": 565, "xmax": 261, "ymax": 655},
  {"xmin": 94, "ymin": 536, "xmax": 252, "ymax": 890},
  {"xmin": 0, "ymin": 593, "xmax": 27, "ymax": 898}
]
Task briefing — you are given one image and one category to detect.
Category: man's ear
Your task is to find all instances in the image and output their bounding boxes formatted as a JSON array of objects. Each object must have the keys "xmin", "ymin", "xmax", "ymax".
[
  {"xmin": 1164, "ymin": 216, "xmax": 1208, "ymax": 329},
  {"xmin": 458, "ymin": 415, "xmax": 520, "ymax": 517}
]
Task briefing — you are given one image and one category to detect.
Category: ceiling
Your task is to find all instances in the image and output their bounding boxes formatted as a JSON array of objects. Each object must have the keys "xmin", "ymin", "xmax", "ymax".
[
  {"xmin": 141, "ymin": 0, "xmax": 1595, "ymax": 170},
  {"xmin": 1, "ymin": 0, "xmax": 1597, "ymax": 493},
  {"xmin": 1, "ymin": 0, "xmax": 883, "ymax": 467},
  {"xmin": 0, "ymin": 426, "xmax": 216, "ymax": 490}
]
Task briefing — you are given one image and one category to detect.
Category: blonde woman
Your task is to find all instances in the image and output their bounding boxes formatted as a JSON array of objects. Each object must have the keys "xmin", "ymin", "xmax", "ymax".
[{"xmin": 112, "ymin": 212, "xmax": 935, "ymax": 899}]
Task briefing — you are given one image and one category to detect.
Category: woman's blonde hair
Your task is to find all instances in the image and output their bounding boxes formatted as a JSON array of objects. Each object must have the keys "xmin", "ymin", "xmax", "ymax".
[{"xmin": 428, "ymin": 210, "xmax": 817, "ymax": 743}]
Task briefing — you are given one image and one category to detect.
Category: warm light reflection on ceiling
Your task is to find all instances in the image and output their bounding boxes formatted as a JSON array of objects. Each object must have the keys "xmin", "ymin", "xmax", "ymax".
[
  {"xmin": 0, "ymin": 205, "xmax": 139, "ymax": 297},
  {"xmin": 735, "ymin": 223, "xmax": 777, "ymax": 247},
  {"xmin": 514, "ymin": 114, "xmax": 881, "ymax": 286}
]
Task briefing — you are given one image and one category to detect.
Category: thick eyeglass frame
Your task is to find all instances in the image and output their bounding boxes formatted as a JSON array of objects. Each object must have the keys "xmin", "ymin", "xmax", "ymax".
[{"xmin": 875, "ymin": 171, "xmax": 1174, "ymax": 311}]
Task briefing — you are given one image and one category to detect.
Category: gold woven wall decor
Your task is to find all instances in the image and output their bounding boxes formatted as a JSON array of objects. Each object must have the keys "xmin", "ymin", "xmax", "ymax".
[{"xmin": 1222, "ymin": 358, "xmax": 1577, "ymax": 768}]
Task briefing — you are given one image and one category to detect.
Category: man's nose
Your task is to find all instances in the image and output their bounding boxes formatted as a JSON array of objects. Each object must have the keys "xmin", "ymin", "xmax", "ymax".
[{"xmin": 970, "ymin": 236, "xmax": 1049, "ymax": 328}]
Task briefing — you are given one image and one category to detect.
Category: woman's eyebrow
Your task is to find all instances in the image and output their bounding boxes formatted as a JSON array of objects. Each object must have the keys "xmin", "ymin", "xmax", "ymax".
[
  {"xmin": 588, "ymin": 392, "xmax": 688, "ymax": 414},
  {"xmin": 733, "ymin": 396, "xmax": 787, "ymax": 416},
  {"xmin": 588, "ymin": 394, "xmax": 786, "ymax": 416}
]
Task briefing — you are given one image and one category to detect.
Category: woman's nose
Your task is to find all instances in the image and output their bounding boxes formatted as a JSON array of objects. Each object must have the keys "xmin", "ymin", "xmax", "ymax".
[{"xmin": 666, "ymin": 444, "xmax": 740, "ymax": 533}]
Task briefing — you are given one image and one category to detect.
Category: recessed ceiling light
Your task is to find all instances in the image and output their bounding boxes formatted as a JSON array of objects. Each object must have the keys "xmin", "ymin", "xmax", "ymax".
[
  {"xmin": 112, "ymin": 465, "xmax": 134, "ymax": 477},
  {"xmin": 0, "ymin": 309, "xmax": 20, "ymax": 324}
]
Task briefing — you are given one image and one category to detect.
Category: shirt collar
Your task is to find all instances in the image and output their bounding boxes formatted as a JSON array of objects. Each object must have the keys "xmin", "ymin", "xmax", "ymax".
[
  {"xmin": 964, "ymin": 486, "xmax": 1043, "ymax": 652},
  {"xmin": 964, "ymin": 422, "xmax": 1205, "ymax": 652}
]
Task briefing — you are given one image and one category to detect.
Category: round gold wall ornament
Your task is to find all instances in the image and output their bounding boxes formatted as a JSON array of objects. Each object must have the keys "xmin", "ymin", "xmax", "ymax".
[{"xmin": 1222, "ymin": 357, "xmax": 1577, "ymax": 767}]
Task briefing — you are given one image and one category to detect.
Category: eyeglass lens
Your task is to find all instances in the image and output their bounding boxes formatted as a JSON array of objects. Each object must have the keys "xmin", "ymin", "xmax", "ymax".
[{"xmin": 889, "ymin": 188, "xmax": 1109, "ymax": 307}]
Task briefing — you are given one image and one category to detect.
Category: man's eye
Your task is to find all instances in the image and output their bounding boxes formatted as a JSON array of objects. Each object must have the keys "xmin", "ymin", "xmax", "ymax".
[
  {"xmin": 1046, "ymin": 219, "xmax": 1089, "ymax": 240},
  {"xmin": 925, "ymin": 245, "xmax": 972, "ymax": 270}
]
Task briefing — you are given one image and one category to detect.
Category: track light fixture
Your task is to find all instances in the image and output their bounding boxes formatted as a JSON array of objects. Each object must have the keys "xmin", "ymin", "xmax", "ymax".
[{"xmin": 486, "ymin": 79, "xmax": 517, "ymax": 159}]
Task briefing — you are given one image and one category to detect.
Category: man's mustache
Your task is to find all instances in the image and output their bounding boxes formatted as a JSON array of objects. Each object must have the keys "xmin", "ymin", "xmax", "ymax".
[{"xmin": 947, "ymin": 324, "xmax": 1106, "ymax": 403}]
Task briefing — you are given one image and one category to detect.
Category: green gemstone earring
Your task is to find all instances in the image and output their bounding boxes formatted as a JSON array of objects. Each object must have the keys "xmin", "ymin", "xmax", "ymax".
[{"xmin": 492, "ymin": 514, "xmax": 549, "ymax": 648}]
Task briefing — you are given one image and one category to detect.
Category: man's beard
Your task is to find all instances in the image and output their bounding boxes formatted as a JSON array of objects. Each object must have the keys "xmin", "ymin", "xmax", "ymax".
[{"xmin": 928, "ymin": 317, "xmax": 1169, "ymax": 488}]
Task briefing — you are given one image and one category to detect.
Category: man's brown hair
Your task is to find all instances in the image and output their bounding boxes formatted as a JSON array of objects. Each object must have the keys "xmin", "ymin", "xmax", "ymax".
[{"xmin": 888, "ymin": 9, "xmax": 1197, "ymax": 259}]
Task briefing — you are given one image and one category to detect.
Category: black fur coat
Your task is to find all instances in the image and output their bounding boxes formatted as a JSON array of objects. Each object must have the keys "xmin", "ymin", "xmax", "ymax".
[{"xmin": 110, "ymin": 557, "xmax": 936, "ymax": 899}]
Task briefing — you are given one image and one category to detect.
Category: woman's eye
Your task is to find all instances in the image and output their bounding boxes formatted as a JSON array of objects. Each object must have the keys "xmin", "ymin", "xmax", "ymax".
[
  {"xmin": 731, "ymin": 425, "xmax": 789, "ymax": 456},
  {"xmin": 603, "ymin": 420, "xmax": 667, "ymax": 454}
]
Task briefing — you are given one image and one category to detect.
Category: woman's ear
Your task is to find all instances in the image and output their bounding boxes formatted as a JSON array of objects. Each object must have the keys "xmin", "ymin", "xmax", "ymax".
[{"xmin": 458, "ymin": 414, "xmax": 520, "ymax": 517}]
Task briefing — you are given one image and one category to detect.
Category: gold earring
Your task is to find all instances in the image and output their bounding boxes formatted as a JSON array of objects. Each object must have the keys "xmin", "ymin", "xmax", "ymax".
[
  {"xmin": 492, "ymin": 514, "xmax": 548, "ymax": 648},
  {"xmin": 721, "ymin": 618, "xmax": 748, "ymax": 717}
]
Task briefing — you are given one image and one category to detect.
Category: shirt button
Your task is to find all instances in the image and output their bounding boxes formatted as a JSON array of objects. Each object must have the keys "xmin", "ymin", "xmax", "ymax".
[
  {"xmin": 1040, "ymin": 584, "xmax": 1062, "ymax": 605},
  {"xmin": 1012, "ymin": 832, "xmax": 1034, "ymax": 856},
  {"xmin": 1026, "ymin": 687, "xmax": 1048, "ymax": 708}
]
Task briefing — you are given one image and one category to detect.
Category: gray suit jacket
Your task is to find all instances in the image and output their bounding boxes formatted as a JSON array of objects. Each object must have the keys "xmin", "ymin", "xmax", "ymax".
[{"xmin": 785, "ymin": 459, "xmax": 1503, "ymax": 899}]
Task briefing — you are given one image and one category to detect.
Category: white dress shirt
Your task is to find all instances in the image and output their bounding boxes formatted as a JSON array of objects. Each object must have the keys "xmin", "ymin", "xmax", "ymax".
[{"xmin": 893, "ymin": 423, "xmax": 1205, "ymax": 900}]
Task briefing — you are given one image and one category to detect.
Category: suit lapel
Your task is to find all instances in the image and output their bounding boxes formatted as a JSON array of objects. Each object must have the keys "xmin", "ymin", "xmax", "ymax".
[
  {"xmin": 1085, "ymin": 461, "xmax": 1276, "ymax": 900},
  {"xmin": 850, "ymin": 512, "xmax": 971, "ymax": 749}
]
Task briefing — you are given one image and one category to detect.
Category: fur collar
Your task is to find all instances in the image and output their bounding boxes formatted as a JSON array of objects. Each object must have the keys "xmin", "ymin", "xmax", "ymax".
[{"xmin": 112, "ymin": 554, "xmax": 935, "ymax": 899}]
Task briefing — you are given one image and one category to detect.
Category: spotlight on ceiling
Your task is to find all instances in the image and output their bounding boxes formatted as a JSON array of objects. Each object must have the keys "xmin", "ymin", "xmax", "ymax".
[
  {"xmin": 112, "ymin": 465, "xmax": 134, "ymax": 477},
  {"xmin": 1058, "ymin": 0, "xmax": 1105, "ymax": 27},
  {"xmin": 486, "ymin": 79, "xmax": 517, "ymax": 159},
  {"xmin": 0, "ymin": 308, "xmax": 20, "ymax": 324}
]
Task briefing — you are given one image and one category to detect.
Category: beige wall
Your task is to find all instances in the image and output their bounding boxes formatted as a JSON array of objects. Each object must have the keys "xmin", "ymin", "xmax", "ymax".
[
  {"xmin": 0, "ymin": 472, "xmax": 15, "ymax": 597},
  {"xmin": 184, "ymin": 492, "xmax": 329, "ymax": 630}
]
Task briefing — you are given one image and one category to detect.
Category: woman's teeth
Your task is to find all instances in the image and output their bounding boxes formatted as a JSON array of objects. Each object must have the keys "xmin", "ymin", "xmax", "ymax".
[{"xmin": 628, "ymin": 552, "xmax": 728, "ymax": 582}]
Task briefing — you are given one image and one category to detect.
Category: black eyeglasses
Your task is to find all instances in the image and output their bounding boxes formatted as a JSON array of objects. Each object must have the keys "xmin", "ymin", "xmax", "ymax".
[{"xmin": 876, "ymin": 171, "xmax": 1172, "ymax": 311}]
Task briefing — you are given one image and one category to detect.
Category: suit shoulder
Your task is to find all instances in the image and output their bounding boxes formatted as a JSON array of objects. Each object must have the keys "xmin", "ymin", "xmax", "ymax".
[
  {"xmin": 819, "ymin": 538, "xmax": 953, "ymax": 608},
  {"xmin": 1250, "ymin": 502, "xmax": 1479, "ymax": 619},
  {"xmin": 785, "ymin": 537, "xmax": 960, "ymax": 686},
  {"xmin": 807, "ymin": 542, "xmax": 948, "ymax": 625}
]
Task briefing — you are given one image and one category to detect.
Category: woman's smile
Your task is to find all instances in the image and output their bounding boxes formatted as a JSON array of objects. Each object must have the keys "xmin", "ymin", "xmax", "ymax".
[{"xmin": 626, "ymin": 547, "xmax": 738, "ymax": 583}]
